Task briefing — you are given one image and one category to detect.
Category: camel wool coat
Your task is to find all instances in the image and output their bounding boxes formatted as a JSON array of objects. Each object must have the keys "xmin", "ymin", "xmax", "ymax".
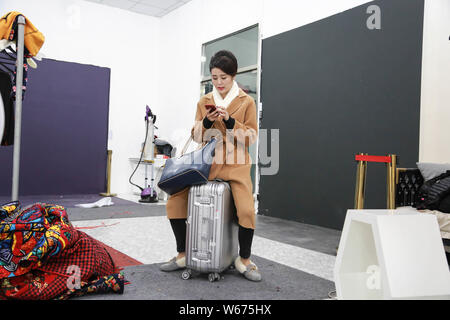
[{"xmin": 165, "ymin": 88, "xmax": 258, "ymax": 230}]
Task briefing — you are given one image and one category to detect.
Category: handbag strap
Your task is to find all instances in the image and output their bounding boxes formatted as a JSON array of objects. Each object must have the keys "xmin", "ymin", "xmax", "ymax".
[
  {"xmin": 180, "ymin": 136, "xmax": 192, "ymax": 156},
  {"xmin": 180, "ymin": 136, "xmax": 204, "ymax": 156}
]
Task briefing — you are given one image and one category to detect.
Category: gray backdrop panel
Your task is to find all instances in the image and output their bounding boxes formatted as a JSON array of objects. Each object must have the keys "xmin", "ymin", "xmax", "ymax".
[
  {"xmin": 259, "ymin": 0, "xmax": 424, "ymax": 230},
  {"xmin": 0, "ymin": 58, "xmax": 110, "ymax": 196}
]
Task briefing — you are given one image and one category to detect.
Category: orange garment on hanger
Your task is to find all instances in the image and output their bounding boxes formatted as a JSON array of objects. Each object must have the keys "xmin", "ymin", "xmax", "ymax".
[{"xmin": 0, "ymin": 11, "xmax": 45, "ymax": 57}]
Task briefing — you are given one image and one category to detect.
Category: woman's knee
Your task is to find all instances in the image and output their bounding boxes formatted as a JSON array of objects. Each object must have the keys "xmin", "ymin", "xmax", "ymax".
[
  {"xmin": 166, "ymin": 191, "xmax": 189, "ymax": 219},
  {"xmin": 237, "ymin": 211, "xmax": 256, "ymax": 230}
]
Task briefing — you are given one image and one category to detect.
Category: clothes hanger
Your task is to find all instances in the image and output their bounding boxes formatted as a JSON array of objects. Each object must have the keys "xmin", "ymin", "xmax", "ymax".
[
  {"xmin": 0, "ymin": 46, "xmax": 17, "ymax": 74},
  {"xmin": 0, "ymin": 40, "xmax": 13, "ymax": 52},
  {"xmin": 0, "ymin": 40, "xmax": 43, "ymax": 69}
]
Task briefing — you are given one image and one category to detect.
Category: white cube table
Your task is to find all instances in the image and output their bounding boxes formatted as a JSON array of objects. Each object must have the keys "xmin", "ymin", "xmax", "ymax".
[{"xmin": 334, "ymin": 207, "xmax": 450, "ymax": 299}]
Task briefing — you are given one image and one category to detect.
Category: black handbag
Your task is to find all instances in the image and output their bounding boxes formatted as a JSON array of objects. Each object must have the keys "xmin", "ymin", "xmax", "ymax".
[
  {"xmin": 157, "ymin": 137, "xmax": 217, "ymax": 195},
  {"xmin": 416, "ymin": 170, "xmax": 450, "ymax": 210}
]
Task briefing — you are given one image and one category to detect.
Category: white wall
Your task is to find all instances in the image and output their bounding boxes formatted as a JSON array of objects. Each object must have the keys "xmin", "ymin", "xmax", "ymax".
[
  {"xmin": 419, "ymin": 0, "xmax": 450, "ymax": 163},
  {"xmin": 0, "ymin": 0, "xmax": 160, "ymax": 195}
]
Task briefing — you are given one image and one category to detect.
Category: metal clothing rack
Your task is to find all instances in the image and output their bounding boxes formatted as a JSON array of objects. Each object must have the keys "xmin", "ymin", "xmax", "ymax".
[{"xmin": 0, "ymin": 15, "xmax": 27, "ymax": 201}]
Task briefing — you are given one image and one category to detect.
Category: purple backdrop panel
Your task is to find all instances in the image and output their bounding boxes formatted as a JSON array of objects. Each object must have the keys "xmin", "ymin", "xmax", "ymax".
[{"xmin": 0, "ymin": 58, "xmax": 110, "ymax": 196}]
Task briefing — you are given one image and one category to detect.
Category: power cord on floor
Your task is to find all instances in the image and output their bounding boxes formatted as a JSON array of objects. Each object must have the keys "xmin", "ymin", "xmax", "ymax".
[{"xmin": 129, "ymin": 120, "xmax": 149, "ymax": 192}]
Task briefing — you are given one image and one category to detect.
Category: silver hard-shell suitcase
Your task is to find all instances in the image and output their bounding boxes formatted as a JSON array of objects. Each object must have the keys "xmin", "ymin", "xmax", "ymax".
[{"xmin": 182, "ymin": 180, "xmax": 239, "ymax": 282}]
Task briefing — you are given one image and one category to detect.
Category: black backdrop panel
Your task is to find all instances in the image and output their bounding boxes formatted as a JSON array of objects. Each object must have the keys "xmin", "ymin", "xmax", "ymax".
[{"xmin": 259, "ymin": 0, "xmax": 424, "ymax": 230}]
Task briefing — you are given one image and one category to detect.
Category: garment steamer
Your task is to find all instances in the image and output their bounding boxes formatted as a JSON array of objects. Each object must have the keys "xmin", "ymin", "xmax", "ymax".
[{"xmin": 129, "ymin": 106, "xmax": 158, "ymax": 203}]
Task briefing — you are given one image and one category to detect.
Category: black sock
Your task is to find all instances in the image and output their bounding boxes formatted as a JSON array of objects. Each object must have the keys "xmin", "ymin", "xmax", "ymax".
[
  {"xmin": 238, "ymin": 225, "xmax": 254, "ymax": 259},
  {"xmin": 169, "ymin": 219, "xmax": 187, "ymax": 253}
]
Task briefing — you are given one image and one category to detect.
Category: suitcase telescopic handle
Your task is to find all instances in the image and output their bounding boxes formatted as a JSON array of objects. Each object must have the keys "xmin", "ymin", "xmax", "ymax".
[
  {"xmin": 192, "ymin": 204, "xmax": 198, "ymax": 252},
  {"xmin": 195, "ymin": 203, "xmax": 214, "ymax": 239},
  {"xmin": 192, "ymin": 202, "xmax": 214, "ymax": 259}
]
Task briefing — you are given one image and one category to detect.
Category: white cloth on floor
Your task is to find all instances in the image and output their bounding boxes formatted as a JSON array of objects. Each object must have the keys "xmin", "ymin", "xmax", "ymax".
[{"xmin": 75, "ymin": 197, "xmax": 114, "ymax": 208}]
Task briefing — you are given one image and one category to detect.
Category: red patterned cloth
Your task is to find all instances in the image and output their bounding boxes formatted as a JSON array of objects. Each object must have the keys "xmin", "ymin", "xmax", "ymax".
[
  {"xmin": 0, "ymin": 202, "xmax": 125, "ymax": 300},
  {"xmin": 0, "ymin": 203, "xmax": 77, "ymax": 278},
  {"xmin": 56, "ymin": 272, "xmax": 125, "ymax": 300}
]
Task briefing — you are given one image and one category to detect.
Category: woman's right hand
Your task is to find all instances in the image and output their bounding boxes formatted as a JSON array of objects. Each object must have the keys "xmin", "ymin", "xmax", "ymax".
[{"xmin": 206, "ymin": 109, "xmax": 220, "ymax": 122}]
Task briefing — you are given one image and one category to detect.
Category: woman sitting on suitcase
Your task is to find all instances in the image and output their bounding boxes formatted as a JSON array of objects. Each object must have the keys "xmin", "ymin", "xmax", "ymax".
[{"xmin": 160, "ymin": 50, "xmax": 261, "ymax": 282}]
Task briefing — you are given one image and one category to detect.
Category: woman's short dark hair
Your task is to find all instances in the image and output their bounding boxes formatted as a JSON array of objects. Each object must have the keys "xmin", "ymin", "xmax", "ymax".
[{"xmin": 209, "ymin": 50, "xmax": 238, "ymax": 76}]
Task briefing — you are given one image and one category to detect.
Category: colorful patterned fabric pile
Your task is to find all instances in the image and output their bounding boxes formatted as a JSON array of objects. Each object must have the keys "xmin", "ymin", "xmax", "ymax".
[{"xmin": 0, "ymin": 201, "xmax": 125, "ymax": 300}]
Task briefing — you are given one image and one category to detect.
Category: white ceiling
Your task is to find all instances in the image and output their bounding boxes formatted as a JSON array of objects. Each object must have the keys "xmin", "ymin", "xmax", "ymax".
[{"xmin": 84, "ymin": 0, "xmax": 193, "ymax": 17}]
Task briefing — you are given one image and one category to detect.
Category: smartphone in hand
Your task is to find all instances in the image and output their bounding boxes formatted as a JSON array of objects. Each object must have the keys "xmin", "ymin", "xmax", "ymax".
[{"xmin": 205, "ymin": 104, "xmax": 217, "ymax": 112}]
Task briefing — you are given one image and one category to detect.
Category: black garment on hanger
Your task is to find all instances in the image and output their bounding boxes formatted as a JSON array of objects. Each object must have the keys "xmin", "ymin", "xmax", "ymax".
[
  {"xmin": 0, "ymin": 45, "xmax": 30, "ymax": 147},
  {"xmin": 0, "ymin": 48, "xmax": 28, "ymax": 102},
  {"xmin": 0, "ymin": 70, "xmax": 14, "ymax": 146}
]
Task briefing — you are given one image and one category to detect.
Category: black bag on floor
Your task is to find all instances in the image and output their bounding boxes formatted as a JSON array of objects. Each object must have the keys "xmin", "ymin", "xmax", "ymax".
[{"xmin": 416, "ymin": 170, "xmax": 450, "ymax": 210}]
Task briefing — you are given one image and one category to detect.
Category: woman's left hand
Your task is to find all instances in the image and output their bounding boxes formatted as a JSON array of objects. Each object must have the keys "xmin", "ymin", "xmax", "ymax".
[{"xmin": 216, "ymin": 106, "xmax": 229, "ymax": 121}]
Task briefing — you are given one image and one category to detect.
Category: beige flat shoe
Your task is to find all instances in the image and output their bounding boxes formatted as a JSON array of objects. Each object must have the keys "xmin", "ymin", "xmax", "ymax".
[
  {"xmin": 160, "ymin": 256, "xmax": 186, "ymax": 272},
  {"xmin": 234, "ymin": 256, "xmax": 262, "ymax": 282}
]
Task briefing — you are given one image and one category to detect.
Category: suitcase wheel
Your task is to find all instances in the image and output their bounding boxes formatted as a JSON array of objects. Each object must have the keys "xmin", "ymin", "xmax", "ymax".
[
  {"xmin": 208, "ymin": 272, "xmax": 221, "ymax": 282},
  {"xmin": 182, "ymin": 269, "xmax": 192, "ymax": 280}
]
